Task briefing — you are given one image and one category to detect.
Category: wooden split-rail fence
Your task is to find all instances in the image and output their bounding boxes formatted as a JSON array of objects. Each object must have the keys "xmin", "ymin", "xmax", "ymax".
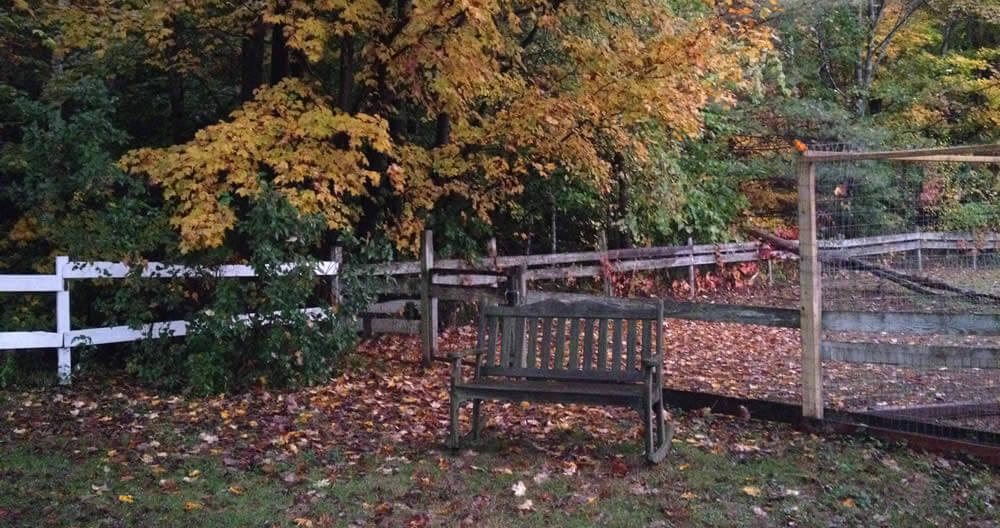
[{"xmin": 1, "ymin": 229, "xmax": 997, "ymax": 386}]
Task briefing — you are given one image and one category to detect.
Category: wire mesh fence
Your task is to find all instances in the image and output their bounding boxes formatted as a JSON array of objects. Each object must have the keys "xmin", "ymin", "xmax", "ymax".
[{"xmin": 811, "ymin": 147, "xmax": 1000, "ymax": 435}]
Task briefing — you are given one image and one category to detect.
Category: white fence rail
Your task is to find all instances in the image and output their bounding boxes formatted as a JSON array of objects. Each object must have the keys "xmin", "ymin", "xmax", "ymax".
[{"xmin": 0, "ymin": 257, "xmax": 340, "ymax": 385}]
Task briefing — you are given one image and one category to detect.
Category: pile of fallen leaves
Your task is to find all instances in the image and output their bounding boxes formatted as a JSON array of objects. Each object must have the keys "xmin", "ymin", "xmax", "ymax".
[{"xmin": 5, "ymin": 314, "xmax": 1000, "ymax": 474}]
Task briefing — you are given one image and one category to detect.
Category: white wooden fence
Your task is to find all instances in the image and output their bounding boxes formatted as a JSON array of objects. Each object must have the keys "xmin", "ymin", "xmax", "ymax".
[{"xmin": 0, "ymin": 256, "xmax": 340, "ymax": 385}]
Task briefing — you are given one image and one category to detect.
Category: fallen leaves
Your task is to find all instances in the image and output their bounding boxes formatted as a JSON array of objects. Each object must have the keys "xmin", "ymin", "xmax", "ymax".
[
  {"xmin": 511, "ymin": 481, "xmax": 527, "ymax": 497},
  {"xmin": 118, "ymin": 494, "xmax": 134, "ymax": 503},
  {"xmin": 742, "ymin": 486, "xmax": 761, "ymax": 497}
]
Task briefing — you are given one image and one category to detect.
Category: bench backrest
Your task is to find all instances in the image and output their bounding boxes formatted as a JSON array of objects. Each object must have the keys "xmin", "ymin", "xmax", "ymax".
[{"xmin": 476, "ymin": 298, "xmax": 664, "ymax": 383}]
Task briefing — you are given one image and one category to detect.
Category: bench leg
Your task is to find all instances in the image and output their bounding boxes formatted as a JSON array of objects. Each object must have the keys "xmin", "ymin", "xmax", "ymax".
[
  {"xmin": 649, "ymin": 398, "xmax": 672, "ymax": 464},
  {"xmin": 471, "ymin": 399, "xmax": 482, "ymax": 441},
  {"xmin": 643, "ymin": 397, "xmax": 655, "ymax": 462},
  {"xmin": 448, "ymin": 395, "xmax": 462, "ymax": 449}
]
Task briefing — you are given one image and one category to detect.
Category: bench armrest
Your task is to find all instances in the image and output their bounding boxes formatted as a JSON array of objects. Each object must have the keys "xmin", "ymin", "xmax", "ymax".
[
  {"xmin": 642, "ymin": 354, "xmax": 662, "ymax": 367},
  {"xmin": 448, "ymin": 348, "xmax": 483, "ymax": 360}
]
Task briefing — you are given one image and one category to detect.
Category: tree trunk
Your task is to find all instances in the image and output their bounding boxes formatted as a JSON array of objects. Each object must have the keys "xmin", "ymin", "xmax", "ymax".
[
  {"xmin": 337, "ymin": 35, "xmax": 355, "ymax": 110},
  {"xmin": 270, "ymin": 22, "xmax": 289, "ymax": 83},
  {"xmin": 167, "ymin": 17, "xmax": 185, "ymax": 143},
  {"xmin": 240, "ymin": 19, "xmax": 266, "ymax": 101}
]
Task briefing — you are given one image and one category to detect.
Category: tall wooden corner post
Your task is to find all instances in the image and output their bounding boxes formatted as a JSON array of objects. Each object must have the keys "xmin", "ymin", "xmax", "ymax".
[
  {"xmin": 420, "ymin": 230, "xmax": 438, "ymax": 368},
  {"xmin": 798, "ymin": 159, "xmax": 823, "ymax": 419}
]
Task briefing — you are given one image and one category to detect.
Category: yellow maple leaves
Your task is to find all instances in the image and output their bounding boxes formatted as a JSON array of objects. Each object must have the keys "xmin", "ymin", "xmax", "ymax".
[
  {"xmin": 109, "ymin": 1, "xmax": 774, "ymax": 254},
  {"xmin": 121, "ymin": 79, "xmax": 391, "ymax": 252}
]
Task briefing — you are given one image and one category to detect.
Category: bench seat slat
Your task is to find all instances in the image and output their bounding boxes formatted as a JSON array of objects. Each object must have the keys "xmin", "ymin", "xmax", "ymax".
[
  {"xmin": 582, "ymin": 319, "xmax": 595, "ymax": 371},
  {"xmin": 626, "ymin": 319, "xmax": 637, "ymax": 372},
  {"xmin": 485, "ymin": 299, "xmax": 659, "ymax": 320},
  {"xmin": 539, "ymin": 317, "xmax": 553, "ymax": 370},
  {"xmin": 598, "ymin": 319, "xmax": 608, "ymax": 371},
  {"xmin": 456, "ymin": 379, "xmax": 646, "ymax": 397},
  {"xmin": 568, "ymin": 318, "xmax": 581, "ymax": 370},
  {"xmin": 526, "ymin": 317, "xmax": 538, "ymax": 368},
  {"xmin": 553, "ymin": 318, "xmax": 566, "ymax": 370},
  {"xmin": 611, "ymin": 319, "xmax": 623, "ymax": 372},
  {"xmin": 478, "ymin": 367, "xmax": 643, "ymax": 382}
]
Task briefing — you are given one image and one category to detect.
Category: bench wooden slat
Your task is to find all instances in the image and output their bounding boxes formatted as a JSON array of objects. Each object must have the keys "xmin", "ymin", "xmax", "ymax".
[
  {"xmin": 485, "ymin": 298, "xmax": 659, "ymax": 319},
  {"xmin": 642, "ymin": 318, "xmax": 652, "ymax": 365},
  {"xmin": 568, "ymin": 318, "xmax": 581, "ymax": 370},
  {"xmin": 626, "ymin": 319, "xmax": 638, "ymax": 372},
  {"xmin": 487, "ymin": 315, "xmax": 500, "ymax": 367},
  {"xmin": 582, "ymin": 319, "xmax": 595, "ymax": 371},
  {"xmin": 598, "ymin": 319, "xmax": 608, "ymax": 371},
  {"xmin": 553, "ymin": 318, "xmax": 566, "ymax": 370},
  {"xmin": 476, "ymin": 367, "xmax": 643, "ymax": 383},
  {"xmin": 539, "ymin": 317, "xmax": 553, "ymax": 369},
  {"xmin": 612, "ymin": 319, "xmax": 623, "ymax": 372},
  {"xmin": 526, "ymin": 317, "xmax": 538, "ymax": 368}
]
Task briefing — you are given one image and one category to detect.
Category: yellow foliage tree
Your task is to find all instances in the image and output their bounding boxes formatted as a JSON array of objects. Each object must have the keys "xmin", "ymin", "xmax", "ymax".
[{"xmin": 52, "ymin": 0, "xmax": 775, "ymax": 253}]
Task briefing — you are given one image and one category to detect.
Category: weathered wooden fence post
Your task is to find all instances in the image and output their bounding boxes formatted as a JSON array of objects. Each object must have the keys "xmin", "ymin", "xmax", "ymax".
[
  {"xmin": 798, "ymin": 160, "xmax": 823, "ymax": 419},
  {"xmin": 688, "ymin": 236, "xmax": 696, "ymax": 298},
  {"xmin": 599, "ymin": 231, "xmax": 613, "ymax": 297},
  {"xmin": 55, "ymin": 256, "xmax": 71, "ymax": 385},
  {"xmin": 330, "ymin": 246, "xmax": 342, "ymax": 306},
  {"xmin": 916, "ymin": 227, "xmax": 923, "ymax": 274},
  {"xmin": 420, "ymin": 230, "xmax": 438, "ymax": 367}
]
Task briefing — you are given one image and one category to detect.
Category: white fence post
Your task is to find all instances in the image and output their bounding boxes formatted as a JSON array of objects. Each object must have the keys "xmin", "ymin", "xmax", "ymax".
[{"xmin": 55, "ymin": 256, "xmax": 71, "ymax": 385}]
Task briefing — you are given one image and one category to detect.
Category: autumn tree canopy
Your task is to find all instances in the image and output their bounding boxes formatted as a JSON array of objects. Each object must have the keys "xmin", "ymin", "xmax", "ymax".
[{"xmin": 29, "ymin": 0, "xmax": 774, "ymax": 252}]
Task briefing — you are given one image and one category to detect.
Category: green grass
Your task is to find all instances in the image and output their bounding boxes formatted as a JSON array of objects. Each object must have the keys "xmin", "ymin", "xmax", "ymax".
[{"xmin": 2, "ymin": 428, "xmax": 998, "ymax": 527}]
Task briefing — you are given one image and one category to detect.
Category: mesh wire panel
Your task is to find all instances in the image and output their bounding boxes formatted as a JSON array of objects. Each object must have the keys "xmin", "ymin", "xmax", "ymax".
[{"xmin": 811, "ymin": 147, "xmax": 1000, "ymax": 435}]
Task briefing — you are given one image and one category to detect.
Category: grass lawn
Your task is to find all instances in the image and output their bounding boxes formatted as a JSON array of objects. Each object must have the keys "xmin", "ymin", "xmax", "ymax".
[
  {"xmin": 4, "ymin": 409, "xmax": 999, "ymax": 527},
  {"xmin": 2, "ymin": 336, "xmax": 999, "ymax": 527}
]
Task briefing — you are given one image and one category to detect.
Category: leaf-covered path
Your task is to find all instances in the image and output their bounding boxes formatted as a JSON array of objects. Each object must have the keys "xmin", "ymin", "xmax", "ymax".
[{"xmin": 3, "ymin": 331, "xmax": 1000, "ymax": 526}]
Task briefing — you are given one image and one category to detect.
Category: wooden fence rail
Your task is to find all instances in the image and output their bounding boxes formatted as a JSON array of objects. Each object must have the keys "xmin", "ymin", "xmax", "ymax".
[
  {"xmin": 2, "ymin": 230, "xmax": 996, "ymax": 383},
  {"xmin": 0, "ymin": 257, "xmax": 340, "ymax": 385}
]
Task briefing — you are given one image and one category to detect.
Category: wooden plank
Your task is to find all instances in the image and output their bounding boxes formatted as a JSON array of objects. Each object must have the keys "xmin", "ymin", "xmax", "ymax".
[
  {"xmin": 892, "ymin": 155, "xmax": 1000, "ymax": 163},
  {"xmin": 522, "ymin": 292, "xmax": 801, "ymax": 328},
  {"xmin": 55, "ymin": 256, "xmax": 70, "ymax": 385},
  {"xmin": 501, "ymin": 317, "xmax": 518, "ymax": 368},
  {"xmin": 568, "ymin": 318, "xmax": 581, "ymax": 370},
  {"xmin": 553, "ymin": 318, "xmax": 566, "ymax": 370},
  {"xmin": 0, "ymin": 331, "xmax": 64, "ymax": 349},
  {"xmin": 611, "ymin": 319, "xmax": 623, "ymax": 372},
  {"xmin": 487, "ymin": 298, "xmax": 660, "ymax": 319},
  {"xmin": 368, "ymin": 318, "xmax": 421, "ymax": 335},
  {"xmin": 625, "ymin": 319, "xmax": 637, "ymax": 372},
  {"xmin": 0, "ymin": 274, "xmax": 62, "ymax": 293},
  {"xmin": 802, "ymin": 143, "xmax": 1000, "ymax": 162},
  {"xmin": 824, "ymin": 241, "xmax": 921, "ymax": 258},
  {"xmin": 486, "ymin": 315, "xmax": 501, "ymax": 367},
  {"xmin": 823, "ymin": 311, "xmax": 1000, "ymax": 335},
  {"xmin": 428, "ymin": 284, "xmax": 503, "ymax": 302},
  {"xmin": 582, "ymin": 319, "xmax": 595, "ymax": 371},
  {"xmin": 539, "ymin": 317, "xmax": 553, "ymax": 370},
  {"xmin": 642, "ymin": 318, "xmax": 652, "ymax": 366},
  {"xmin": 476, "ymin": 366, "xmax": 643, "ymax": 382},
  {"xmin": 433, "ymin": 274, "xmax": 503, "ymax": 286},
  {"xmin": 799, "ymin": 159, "xmax": 824, "ymax": 419},
  {"xmin": 62, "ymin": 261, "xmax": 339, "ymax": 279},
  {"xmin": 366, "ymin": 299, "xmax": 418, "ymax": 315},
  {"xmin": 526, "ymin": 317, "xmax": 538, "ymax": 368},
  {"xmin": 420, "ymin": 230, "xmax": 438, "ymax": 367},
  {"xmin": 818, "ymin": 232, "xmax": 920, "ymax": 249},
  {"xmin": 598, "ymin": 318, "xmax": 608, "ymax": 371},
  {"xmin": 822, "ymin": 341, "xmax": 1000, "ymax": 369}
]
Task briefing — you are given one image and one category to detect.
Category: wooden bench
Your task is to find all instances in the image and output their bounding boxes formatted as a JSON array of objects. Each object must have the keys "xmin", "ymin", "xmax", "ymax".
[{"xmin": 448, "ymin": 298, "xmax": 673, "ymax": 463}]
